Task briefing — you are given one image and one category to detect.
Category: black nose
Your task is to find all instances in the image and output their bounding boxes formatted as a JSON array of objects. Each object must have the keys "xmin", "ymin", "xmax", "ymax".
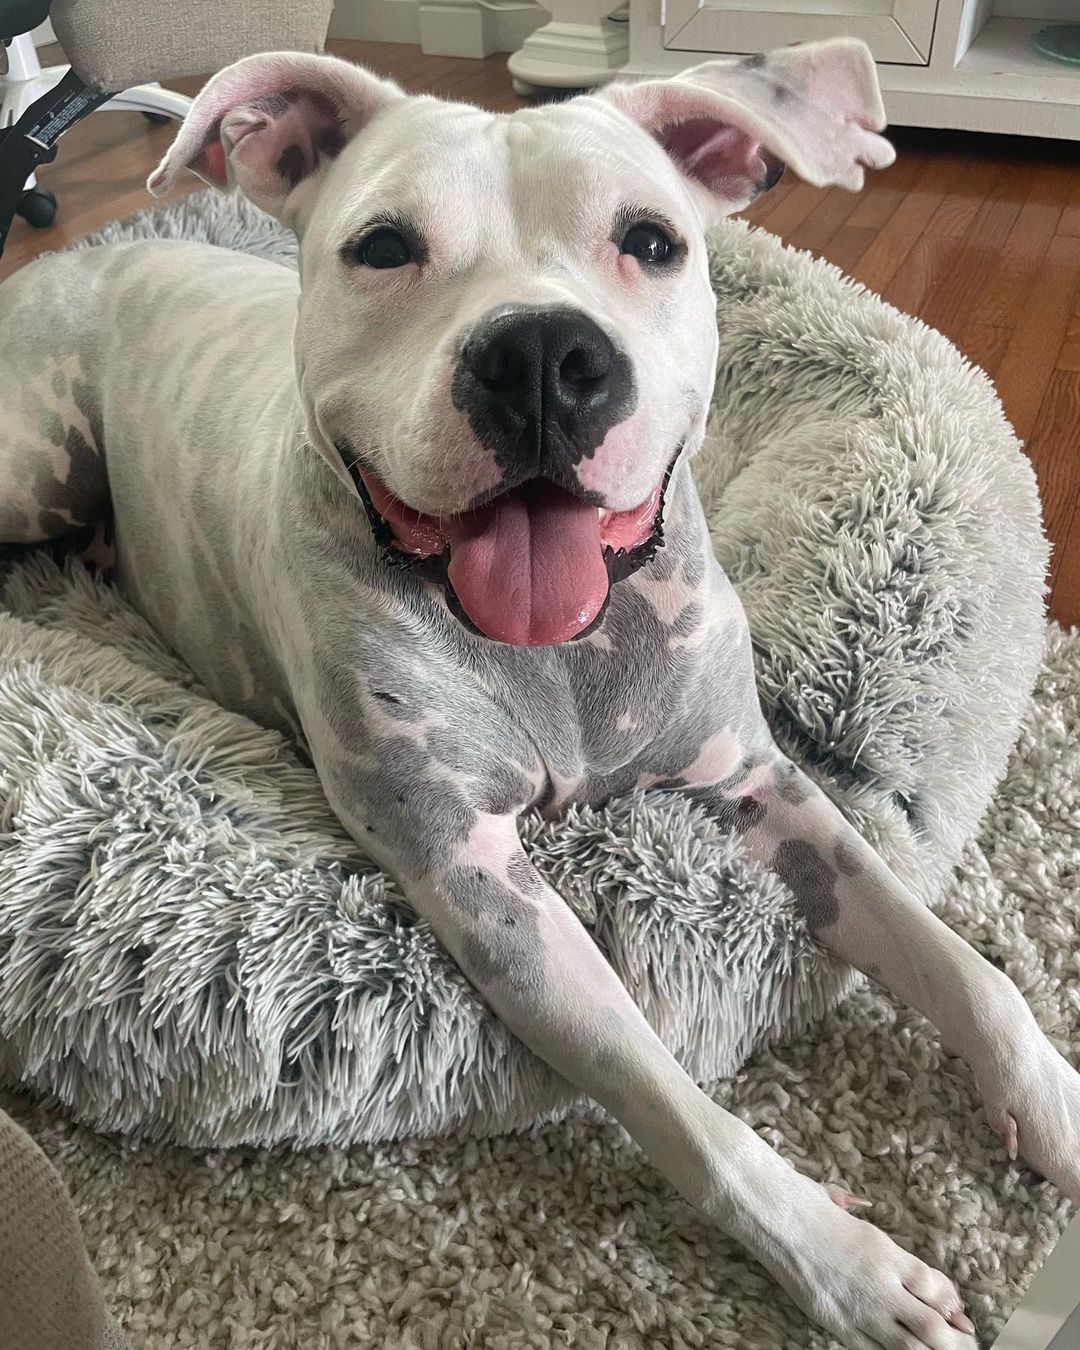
[{"xmin": 455, "ymin": 307, "xmax": 634, "ymax": 477}]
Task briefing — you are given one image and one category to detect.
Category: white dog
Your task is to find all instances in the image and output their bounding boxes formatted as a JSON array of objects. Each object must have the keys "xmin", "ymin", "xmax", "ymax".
[{"xmin": 1, "ymin": 39, "xmax": 1074, "ymax": 1349}]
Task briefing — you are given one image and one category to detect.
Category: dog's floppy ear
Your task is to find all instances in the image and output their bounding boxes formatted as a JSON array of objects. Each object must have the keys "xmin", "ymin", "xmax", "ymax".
[
  {"xmin": 598, "ymin": 38, "xmax": 895, "ymax": 219},
  {"xmin": 148, "ymin": 52, "xmax": 404, "ymax": 223}
]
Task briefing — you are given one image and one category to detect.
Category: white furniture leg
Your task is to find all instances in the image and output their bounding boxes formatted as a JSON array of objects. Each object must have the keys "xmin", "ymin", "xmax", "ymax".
[{"xmin": 507, "ymin": 1, "xmax": 628, "ymax": 95}]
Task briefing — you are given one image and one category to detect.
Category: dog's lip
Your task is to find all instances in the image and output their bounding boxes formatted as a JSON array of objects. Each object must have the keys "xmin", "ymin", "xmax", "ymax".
[
  {"xmin": 335, "ymin": 440, "xmax": 679, "ymax": 642},
  {"xmin": 354, "ymin": 468, "xmax": 669, "ymax": 561}
]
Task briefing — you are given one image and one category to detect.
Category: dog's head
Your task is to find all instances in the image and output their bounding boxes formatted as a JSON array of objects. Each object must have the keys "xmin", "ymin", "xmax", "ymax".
[{"xmin": 151, "ymin": 42, "xmax": 893, "ymax": 646}]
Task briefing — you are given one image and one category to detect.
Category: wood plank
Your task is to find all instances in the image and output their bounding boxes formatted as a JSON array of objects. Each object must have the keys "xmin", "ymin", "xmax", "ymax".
[
  {"xmin": 738, "ymin": 176, "xmax": 799, "ymax": 229},
  {"xmin": 876, "ymin": 157, "xmax": 1004, "ymax": 319},
  {"xmin": 800, "ymin": 153, "xmax": 926, "ymax": 280},
  {"xmin": 332, "ymin": 40, "xmax": 519, "ymax": 110},
  {"xmin": 995, "ymin": 235, "xmax": 1080, "ymax": 443},
  {"xmin": 1025, "ymin": 370, "xmax": 1080, "ymax": 588},
  {"xmin": 780, "ymin": 184, "xmax": 868, "ymax": 257},
  {"xmin": 917, "ymin": 163, "xmax": 1030, "ymax": 341},
  {"xmin": 843, "ymin": 160, "xmax": 925, "ymax": 231},
  {"xmin": 845, "ymin": 156, "xmax": 959, "ymax": 295},
  {"xmin": 750, "ymin": 180, "xmax": 831, "ymax": 237},
  {"xmin": 820, "ymin": 225, "xmax": 883, "ymax": 278},
  {"xmin": 1051, "ymin": 499, "xmax": 1080, "ymax": 629},
  {"xmin": 1060, "ymin": 204, "xmax": 1080, "ymax": 238},
  {"xmin": 958, "ymin": 163, "xmax": 1080, "ymax": 380},
  {"xmin": 1057, "ymin": 289, "xmax": 1080, "ymax": 374}
]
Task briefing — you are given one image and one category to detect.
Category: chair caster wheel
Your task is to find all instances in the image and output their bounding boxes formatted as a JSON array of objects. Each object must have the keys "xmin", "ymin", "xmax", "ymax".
[
  {"xmin": 142, "ymin": 111, "xmax": 171, "ymax": 125},
  {"xmin": 16, "ymin": 187, "xmax": 57, "ymax": 228}
]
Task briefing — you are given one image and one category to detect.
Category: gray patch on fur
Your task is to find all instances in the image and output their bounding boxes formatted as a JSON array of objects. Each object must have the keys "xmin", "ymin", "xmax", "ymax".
[
  {"xmin": 36, "ymin": 510, "xmax": 68, "ymax": 536},
  {"xmin": 319, "ymin": 126, "xmax": 347, "ymax": 159},
  {"xmin": 773, "ymin": 839, "xmax": 839, "ymax": 930},
  {"xmin": 507, "ymin": 856, "xmax": 543, "ymax": 897},
  {"xmin": 276, "ymin": 144, "xmax": 308, "ymax": 188},
  {"xmin": 329, "ymin": 742, "xmax": 477, "ymax": 879},
  {"xmin": 371, "ymin": 688, "xmax": 421, "ymax": 721},
  {"xmin": 445, "ymin": 867, "xmax": 544, "ymax": 994},
  {"xmin": 0, "ymin": 504, "xmax": 28, "ymax": 536},
  {"xmin": 835, "ymin": 837, "xmax": 863, "ymax": 877},
  {"xmin": 774, "ymin": 761, "xmax": 813, "ymax": 805},
  {"xmin": 42, "ymin": 410, "xmax": 65, "ymax": 447},
  {"xmin": 63, "ymin": 428, "xmax": 102, "ymax": 510}
]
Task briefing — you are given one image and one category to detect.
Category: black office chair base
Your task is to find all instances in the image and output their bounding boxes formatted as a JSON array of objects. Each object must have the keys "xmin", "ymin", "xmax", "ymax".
[{"xmin": 15, "ymin": 184, "xmax": 56, "ymax": 227}]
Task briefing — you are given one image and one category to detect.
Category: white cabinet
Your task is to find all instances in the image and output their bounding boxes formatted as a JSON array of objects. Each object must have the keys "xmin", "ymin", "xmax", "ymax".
[
  {"xmin": 630, "ymin": 0, "xmax": 1080, "ymax": 138},
  {"xmin": 662, "ymin": 1, "xmax": 938, "ymax": 65}
]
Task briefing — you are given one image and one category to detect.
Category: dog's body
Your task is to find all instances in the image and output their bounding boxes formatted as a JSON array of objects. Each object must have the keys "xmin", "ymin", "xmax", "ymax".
[{"xmin": 1, "ymin": 41, "xmax": 1077, "ymax": 1350}]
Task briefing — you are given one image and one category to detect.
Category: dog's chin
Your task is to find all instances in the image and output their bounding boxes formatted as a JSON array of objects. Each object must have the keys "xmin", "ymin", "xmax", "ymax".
[{"xmin": 335, "ymin": 442, "xmax": 675, "ymax": 647}]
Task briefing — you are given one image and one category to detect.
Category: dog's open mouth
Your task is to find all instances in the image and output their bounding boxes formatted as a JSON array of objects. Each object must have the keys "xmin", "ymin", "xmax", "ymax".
[{"xmin": 338, "ymin": 447, "xmax": 673, "ymax": 646}]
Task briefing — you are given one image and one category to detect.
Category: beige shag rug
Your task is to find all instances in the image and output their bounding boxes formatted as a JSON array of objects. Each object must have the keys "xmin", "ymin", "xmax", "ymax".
[{"xmin": 2, "ymin": 625, "xmax": 1076, "ymax": 1349}]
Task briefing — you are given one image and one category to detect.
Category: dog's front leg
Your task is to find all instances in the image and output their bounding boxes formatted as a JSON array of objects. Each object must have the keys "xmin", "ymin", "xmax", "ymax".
[
  {"xmin": 337, "ymin": 795, "xmax": 975, "ymax": 1350},
  {"xmin": 683, "ymin": 745, "xmax": 1080, "ymax": 1207}
]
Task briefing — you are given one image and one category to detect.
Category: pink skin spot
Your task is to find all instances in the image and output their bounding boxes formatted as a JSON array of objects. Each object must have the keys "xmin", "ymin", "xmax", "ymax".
[
  {"xmin": 543, "ymin": 770, "xmax": 582, "ymax": 818},
  {"xmin": 630, "ymin": 573, "xmax": 699, "ymax": 627},
  {"xmin": 616, "ymin": 250, "xmax": 643, "ymax": 284},
  {"xmin": 682, "ymin": 730, "xmax": 744, "ymax": 787},
  {"xmin": 574, "ymin": 410, "xmax": 657, "ymax": 507},
  {"xmin": 824, "ymin": 1184, "xmax": 872, "ymax": 1211},
  {"xmin": 462, "ymin": 814, "xmax": 520, "ymax": 871},
  {"xmin": 636, "ymin": 730, "xmax": 744, "ymax": 791},
  {"xmin": 202, "ymin": 139, "xmax": 227, "ymax": 185}
]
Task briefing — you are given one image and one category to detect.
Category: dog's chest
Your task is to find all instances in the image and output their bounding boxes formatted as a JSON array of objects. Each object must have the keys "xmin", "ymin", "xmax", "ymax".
[{"xmin": 479, "ymin": 564, "xmax": 760, "ymax": 816}]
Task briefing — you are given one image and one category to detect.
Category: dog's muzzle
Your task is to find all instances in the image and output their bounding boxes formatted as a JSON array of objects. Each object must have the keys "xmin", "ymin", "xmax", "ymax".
[{"xmin": 337, "ymin": 444, "xmax": 676, "ymax": 648}]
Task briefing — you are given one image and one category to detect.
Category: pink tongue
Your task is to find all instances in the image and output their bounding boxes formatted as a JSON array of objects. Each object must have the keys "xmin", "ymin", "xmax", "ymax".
[{"xmin": 445, "ymin": 481, "xmax": 609, "ymax": 645}]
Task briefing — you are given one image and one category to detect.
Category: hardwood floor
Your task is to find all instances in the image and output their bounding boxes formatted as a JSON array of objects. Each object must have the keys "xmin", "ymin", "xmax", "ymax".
[{"xmin": 4, "ymin": 39, "xmax": 1079, "ymax": 625}]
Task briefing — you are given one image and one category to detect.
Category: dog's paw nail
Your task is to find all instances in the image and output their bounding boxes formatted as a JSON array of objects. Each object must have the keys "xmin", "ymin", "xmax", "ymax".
[
  {"xmin": 990, "ymin": 1109, "xmax": 1019, "ymax": 1161},
  {"xmin": 824, "ymin": 1183, "xmax": 871, "ymax": 1210},
  {"xmin": 952, "ymin": 1309, "xmax": 976, "ymax": 1335},
  {"xmin": 1003, "ymin": 1113, "xmax": 1019, "ymax": 1161}
]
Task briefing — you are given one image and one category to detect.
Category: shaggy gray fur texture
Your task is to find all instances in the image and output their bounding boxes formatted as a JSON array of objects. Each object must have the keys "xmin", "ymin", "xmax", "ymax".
[{"xmin": 0, "ymin": 191, "xmax": 1047, "ymax": 1151}]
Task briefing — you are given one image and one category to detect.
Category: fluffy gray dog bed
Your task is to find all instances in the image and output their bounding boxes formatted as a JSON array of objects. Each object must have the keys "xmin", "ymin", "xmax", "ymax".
[{"xmin": 0, "ymin": 192, "xmax": 1046, "ymax": 1148}]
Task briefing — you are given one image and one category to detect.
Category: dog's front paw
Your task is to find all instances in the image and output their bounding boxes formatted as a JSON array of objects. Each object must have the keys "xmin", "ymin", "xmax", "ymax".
[
  {"xmin": 755, "ymin": 1179, "xmax": 977, "ymax": 1349},
  {"xmin": 971, "ymin": 1002, "xmax": 1080, "ymax": 1201}
]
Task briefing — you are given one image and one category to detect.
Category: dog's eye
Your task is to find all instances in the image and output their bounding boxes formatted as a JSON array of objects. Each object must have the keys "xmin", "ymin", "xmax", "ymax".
[
  {"xmin": 620, "ymin": 223, "xmax": 673, "ymax": 265},
  {"xmin": 356, "ymin": 228, "xmax": 413, "ymax": 269}
]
